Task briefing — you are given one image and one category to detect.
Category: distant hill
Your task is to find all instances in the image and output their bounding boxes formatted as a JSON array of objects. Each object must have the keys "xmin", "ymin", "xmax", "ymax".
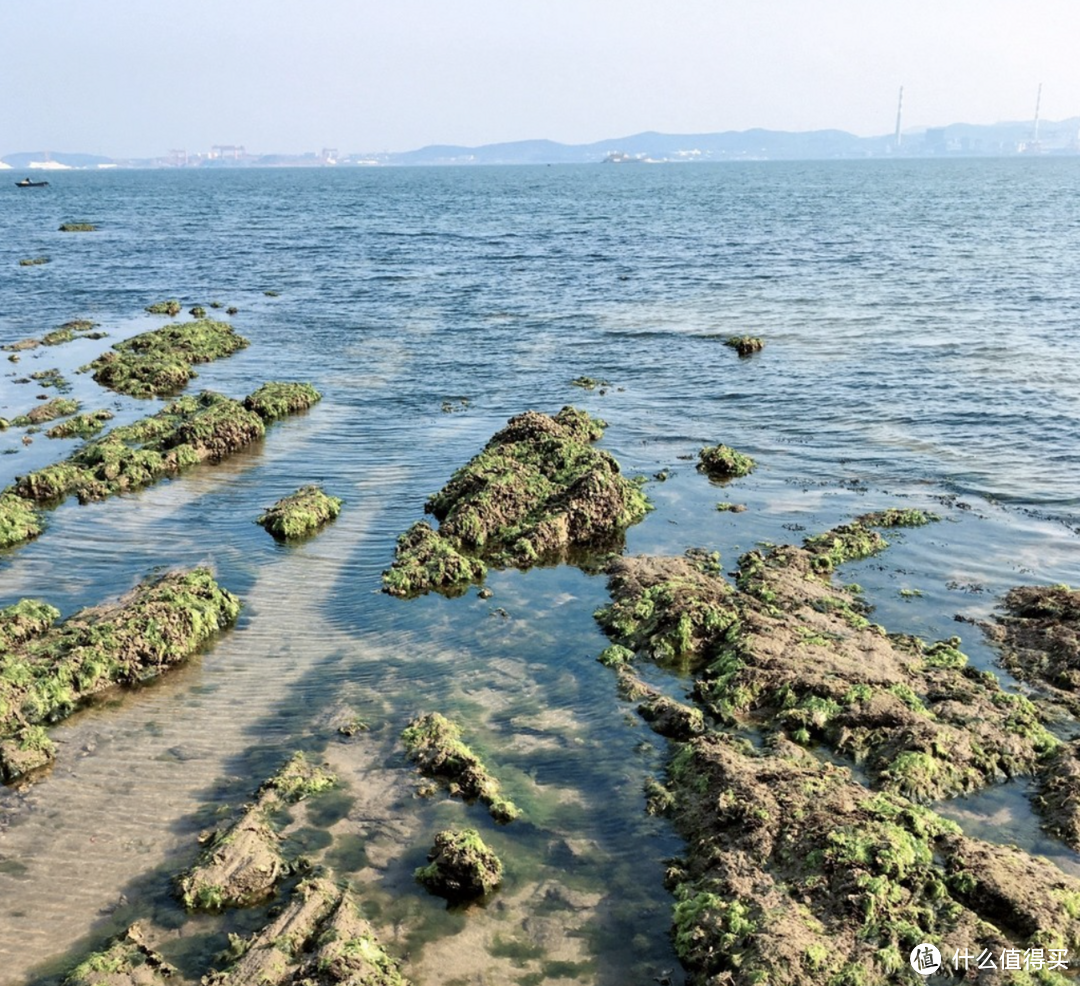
[
  {"xmin": 4, "ymin": 119, "xmax": 1079, "ymax": 169},
  {"xmin": 2, "ymin": 150, "xmax": 115, "ymax": 169}
]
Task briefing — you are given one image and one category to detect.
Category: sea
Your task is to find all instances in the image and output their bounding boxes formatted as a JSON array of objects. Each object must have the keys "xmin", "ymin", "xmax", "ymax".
[{"xmin": 1, "ymin": 159, "xmax": 1079, "ymax": 984}]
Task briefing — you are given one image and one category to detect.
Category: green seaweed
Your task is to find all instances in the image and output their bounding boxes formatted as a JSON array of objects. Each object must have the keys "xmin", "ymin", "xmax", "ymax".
[
  {"xmin": 402, "ymin": 712, "xmax": 520, "ymax": 822},
  {"xmin": 415, "ymin": 828, "xmax": 503, "ymax": 898},
  {"xmin": 242, "ymin": 381, "xmax": 323, "ymax": 420},
  {"xmin": 45, "ymin": 410, "xmax": 115, "ymax": 440},
  {"xmin": 0, "ymin": 493, "xmax": 43, "ymax": 548},
  {"xmin": 697, "ymin": 444, "xmax": 755, "ymax": 479},
  {"xmin": 257, "ymin": 485, "xmax": 342, "ymax": 540}
]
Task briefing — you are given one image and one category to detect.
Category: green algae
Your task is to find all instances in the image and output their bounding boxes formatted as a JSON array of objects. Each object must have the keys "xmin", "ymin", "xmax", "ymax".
[
  {"xmin": 242, "ymin": 381, "xmax": 322, "ymax": 420},
  {"xmin": 64, "ymin": 923, "xmax": 175, "ymax": 986},
  {"xmin": 257, "ymin": 485, "xmax": 342, "ymax": 540},
  {"xmin": 804, "ymin": 509, "xmax": 939, "ymax": 574},
  {"xmin": 0, "ymin": 568, "xmax": 240, "ymax": 783},
  {"xmin": 415, "ymin": 828, "xmax": 503, "ymax": 898},
  {"xmin": 28, "ymin": 367, "xmax": 72, "ymax": 392},
  {"xmin": 145, "ymin": 299, "xmax": 181, "ymax": 316},
  {"xmin": 382, "ymin": 521, "xmax": 488, "ymax": 599},
  {"xmin": 45, "ymin": 409, "xmax": 115, "ymax": 440},
  {"xmin": 697, "ymin": 443, "xmax": 755, "ymax": 479},
  {"xmin": 86, "ymin": 318, "xmax": 249, "ymax": 397},
  {"xmin": 664, "ymin": 735, "xmax": 1080, "ymax": 986},
  {"xmin": 0, "ymin": 492, "xmax": 43, "ymax": 548},
  {"xmin": 179, "ymin": 753, "xmax": 335, "ymax": 912},
  {"xmin": 723, "ymin": 336, "xmax": 764, "ymax": 356},
  {"xmin": 402, "ymin": 711, "xmax": 520, "ymax": 822},
  {"xmin": 11, "ymin": 397, "xmax": 79, "ymax": 428},
  {"xmin": 384, "ymin": 406, "xmax": 649, "ymax": 597},
  {"xmin": 8, "ymin": 385, "xmax": 314, "ymax": 517}
]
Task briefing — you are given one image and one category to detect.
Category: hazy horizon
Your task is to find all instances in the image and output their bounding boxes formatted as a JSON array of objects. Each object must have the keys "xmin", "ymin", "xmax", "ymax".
[{"xmin": 2, "ymin": 0, "xmax": 1075, "ymax": 159}]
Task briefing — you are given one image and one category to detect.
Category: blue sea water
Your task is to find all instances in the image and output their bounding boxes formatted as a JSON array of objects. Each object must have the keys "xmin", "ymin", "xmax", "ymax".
[{"xmin": 1, "ymin": 160, "xmax": 1079, "ymax": 983}]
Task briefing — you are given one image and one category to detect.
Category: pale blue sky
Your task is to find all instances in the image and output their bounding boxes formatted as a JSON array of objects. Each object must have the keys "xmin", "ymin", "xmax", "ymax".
[{"xmin": 2, "ymin": 0, "xmax": 1076, "ymax": 157}]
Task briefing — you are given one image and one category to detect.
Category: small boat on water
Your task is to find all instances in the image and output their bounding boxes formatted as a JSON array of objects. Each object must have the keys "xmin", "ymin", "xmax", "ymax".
[{"xmin": 15, "ymin": 178, "xmax": 49, "ymax": 187}]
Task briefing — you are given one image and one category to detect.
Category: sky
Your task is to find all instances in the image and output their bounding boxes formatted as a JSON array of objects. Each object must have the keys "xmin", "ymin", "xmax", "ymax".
[{"xmin": 1, "ymin": 0, "xmax": 1077, "ymax": 158}]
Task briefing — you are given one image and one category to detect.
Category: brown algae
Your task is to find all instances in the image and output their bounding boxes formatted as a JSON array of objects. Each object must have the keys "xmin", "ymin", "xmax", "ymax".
[
  {"xmin": 257, "ymin": 485, "xmax": 342, "ymax": 540},
  {"xmin": 402, "ymin": 711, "xmax": 520, "ymax": 822},
  {"xmin": 382, "ymin": 406, "xmax": 649, "ymax": 596}
]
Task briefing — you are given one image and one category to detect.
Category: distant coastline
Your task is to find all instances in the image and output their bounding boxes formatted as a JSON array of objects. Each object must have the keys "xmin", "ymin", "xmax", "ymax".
[{"xmin": 5, "ymin": 117, "xmax": 1079, "ymax": 169}]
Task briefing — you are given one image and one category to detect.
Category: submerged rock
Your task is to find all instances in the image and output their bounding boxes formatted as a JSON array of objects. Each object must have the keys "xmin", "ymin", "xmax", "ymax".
[
  {"xmin": 206, "ymin": 880, "xmax": 409, "ymax": 986},
  {"xmin": 45, "ymin": 409, "xmax": 115, "ymax": 440},
  {"xmin": 257, "ymin": 485, "xmax": 342, "ymax": 540},
  {"xmin": 402, "ymin": 712, "xmax": 520, "ymax": 822},
  {"xmin": 58, "ymin": 222, "xmax": 96, "ymax": 232},
  {"xmin": 665, "ymin": 734, "xmax": 1080, "ymax": 986},
  {"xmin": 179, "ymin": 752, "xmax": 335, "ymax": 910},
  {"xmin": 415, "ymin": 828, "xmax": 503, "ymax": 898},
  {"xmin": 0, "ymin": 569, "xmax": 240, "ymax": 783},
  {"xmin": 383, "ymin": 406, "xmax": 649, "ymax": 597},
  {"xmin": 243, "ymin": 381, "xmax": 322, "ymax": 420}
]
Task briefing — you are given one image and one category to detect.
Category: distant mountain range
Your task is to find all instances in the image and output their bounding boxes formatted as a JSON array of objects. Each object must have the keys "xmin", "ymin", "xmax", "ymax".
[{"xmin": 5, "ymin": 118, "xmax": 1079, "ymax": 169}]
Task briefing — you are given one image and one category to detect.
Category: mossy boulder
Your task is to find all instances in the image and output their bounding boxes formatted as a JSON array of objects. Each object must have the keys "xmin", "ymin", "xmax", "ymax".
[
  {"xmin": 402, "ymin": 712, "xmax": 520, "ymax": 822},
  {"xmin": 383, "ymin": 406, "xmax": 649, "ymax": 596},
  {"xmin": 58, "ymin": 222, "xmax": 96, "ymax": 232},
  {"xmin": 697, "ymin": 444, "xmax": 755, "ymax": 479},
  {"xmin": 18, "ymin": 256, "xmax": 49, "ymax": 266},
  {"xmin": 416, "ymin": 828, "xmax": 503, "ymax": 898},
  {"xmin": 257, "ymin": 486, "xmax": 342, "ymax": 540},
  {"xmin": 145, "ymin": 299, "xmax": 181, "ymax": 316}
]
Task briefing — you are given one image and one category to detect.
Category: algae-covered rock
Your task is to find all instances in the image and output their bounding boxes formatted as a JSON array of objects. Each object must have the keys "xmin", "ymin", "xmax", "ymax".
[
  {"xmin": 19, "ymin": 256, "xmax": 49, "ymax": 266},
  {"xmin": 599, "ymin": 513, "xmax": 1054, "ymax": 803},
  {"xmin": 984, "ymin": 583, "xmax": 1080, "ymax": 714},
  {"xmin": 0, "ymin": 569, "xmax": 240, "ymax": 779},
  {"xmin": 206, "ymin": 880, "xmax": 409, "ymax": 986},
  {"xmin": 402, "ymin": 712, "xmax": 520, "ymax": 822},
  {"xmin": 59, "ymin": 222, "xmax": 96, "ymax": 232},
  {"xmin": 145, "ymin": 299, "xmax": 181, "ymax": 316},
  {"xmin": 179, "ymin": 752, "xmax": 335, "ymax": 910},
  {"xmin": 0, "ymin": 726, "xmax": 55, "ymax": 784},
  {"xmin": 723, "ymin": 336, "xmax": 763, "ymax": 356},
  {"xmin": 697, "ymin": 443, "xmax": 755, "ymax": 479},
  {"xmin": 257, "ymin": 485, "xmax": 342, "ymax": 540},
  {"xmin": 1035, "ymin": 739, "xmax": 1080, "ymax": 851},
  {"xmin": 382, "ymin": 521, "xmax": 487, "ymax": 598},
  {"xmin": 802, "ymin": 508, "xmax": 938, "ymax": 573},
  {"xmin": 665, "ymin": 735, "xmax": 1080, "ymax": 986},
  {"xmin": 0, "ymin": 492, "xmax": 43, "ymax": 548},
  {"xmin": 383, "ymin": 406, "xmax": 649, "ymax": 596},
  {"xmin": 87, "ymin": 319, "xmax": 249, "ymax": 398},
  {"xmin": 415, "ymin": 828, "xmax": 503, "ymax": 898},
  {"xmin": 64, "ymin": 923, "xmax": 175, "ymax": 986},
  {"xmin": 243, "ymin": 381, "xmax": 322, "ymax": 420},
  {"xmin": 45, "ymin": 409, "xmax": 115, "ymax": 440},
  {"xmin": 12, "ymin": 396, "xmax": 79, "ymax": 427},
  {"xmin": 0, "ymin": 598, "xmax": 60, "ymax": 649},
  {"xmin": 207, "ymin": 877, "xmax": 339, "ymax": 985},
  {"xmin": 298, "ymin": 890, "xmax": 411, "ymax": 984}
]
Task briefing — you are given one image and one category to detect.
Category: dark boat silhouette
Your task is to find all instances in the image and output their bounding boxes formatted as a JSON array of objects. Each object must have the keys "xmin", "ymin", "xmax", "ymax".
[{"xmin": 15, "ymin": 178, "xmax": 49, "ymax": 187}]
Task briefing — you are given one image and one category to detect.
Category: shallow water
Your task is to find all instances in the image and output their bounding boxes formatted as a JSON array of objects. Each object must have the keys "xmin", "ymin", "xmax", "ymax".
[{"xmin": 1, "ymin": 160, "xmax": 1079, "ymax": 983}]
